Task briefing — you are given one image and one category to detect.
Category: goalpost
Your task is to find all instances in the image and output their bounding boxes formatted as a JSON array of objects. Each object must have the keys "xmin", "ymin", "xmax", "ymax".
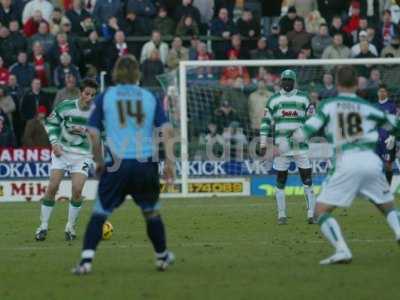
[{"xmin": 171, "ymin": 57, "xmax": 400, "ymax": 197}]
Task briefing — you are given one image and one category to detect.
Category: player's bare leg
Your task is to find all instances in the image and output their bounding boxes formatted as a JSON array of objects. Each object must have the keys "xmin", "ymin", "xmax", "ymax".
[
  {"xmin": 373, "ymin": 202, "xmax": 400, "ymax": 244},
  {"xmin": 143, "ymin": 210, "xmax": 175, "ymax": 271},
  {"xmin": 35, "ymin": 169, "xmax": 64, "ymax": 241},
  {"xmin": 384, "ymin": 161, "xmax": 393, "ymax": 186},
  {"xmin": 315, "ymin": 202, "xmax": 352, "ymax": 265},
  {"xmin": 299, "ymin": 168, "xmax": 316, "ymax": 224},
  {"xmin": 276, "ymin": 170, "xmax": 288, "ymax": 225},
  {"xmin": 65, "ymin": 172, "xmax": 87, "ymax": 241}
]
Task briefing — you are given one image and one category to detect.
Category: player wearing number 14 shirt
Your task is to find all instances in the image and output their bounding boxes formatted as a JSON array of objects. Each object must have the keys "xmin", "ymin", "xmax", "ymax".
[
  {"xmin": 282, "ymin": 66, "xmax": 400, "ymax": 265},
  {"xmin": 35, "ymin": 78, "xmax": 99, "ymax": 242}
]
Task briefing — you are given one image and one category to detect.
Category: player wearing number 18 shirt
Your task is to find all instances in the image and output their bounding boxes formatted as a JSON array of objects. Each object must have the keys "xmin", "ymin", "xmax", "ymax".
[
  {"xmin": 72, "ymin": 55, "xmax": 175, "ymax": 275},
  {"xmin": 35, "ymin": 78, "xmax": 99, "ymax": 242},
  {"xmin": 283, "ymin": 66, "xmax": 400, "ymax": 265}
]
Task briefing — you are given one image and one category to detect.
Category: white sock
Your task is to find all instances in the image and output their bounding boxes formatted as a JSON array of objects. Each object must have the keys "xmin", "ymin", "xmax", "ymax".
[
  {"xmin": 67, "ymin": 201, "xmax": 82, "ymax": 229},
  {"xmin": 319, "ymin": 215, "xmax": 350, "ymax": 253},
  {"xmin": 81, "ymin": 249, "xmax": 95, "ymax": 260},
  {"xmin": 304, "ymin": 185, "xmax": 316, "ymax": 218},
  {"xmin": 276, "ymin": 188, "xmax": 286, "ymax": 218},
  {"xmin": 40, "ymin": 201, "xmax": 54, "ymax": 230},
  {"xmin": 386, "ymin": 210, "xmax": 400, "ymax": 240}
]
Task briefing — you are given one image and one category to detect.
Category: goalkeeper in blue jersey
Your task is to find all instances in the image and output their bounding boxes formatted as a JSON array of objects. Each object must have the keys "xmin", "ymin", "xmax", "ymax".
[{"xmin": 72, "ymin": 55, "xmax": 175, "ymax": 274}]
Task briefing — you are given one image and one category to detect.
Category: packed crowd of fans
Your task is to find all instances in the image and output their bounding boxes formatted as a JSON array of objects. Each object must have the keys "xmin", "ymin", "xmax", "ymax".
[{"xmin": 0, "ymin": 0, "xmax": 400, "ymax": 149}]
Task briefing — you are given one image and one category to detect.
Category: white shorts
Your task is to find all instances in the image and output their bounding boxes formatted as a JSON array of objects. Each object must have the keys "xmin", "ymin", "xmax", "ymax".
[
  {"xmin": 273, "ymin": 153, "xmax": 311, "ymax": 171},
  {"xmin": 318, "ymin": 151, "xmax": 393, "ymax": 208},
  {"xmin": 50, "ymin": 152, "xmax": 93, "ymax": 176}
]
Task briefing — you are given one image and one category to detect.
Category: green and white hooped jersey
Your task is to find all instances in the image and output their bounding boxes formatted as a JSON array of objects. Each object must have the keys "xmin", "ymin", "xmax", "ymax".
[
  {"xmin": 299, "ymin": 93, "xmax": 399, "ymax": 155},
  {"xmin": 260, "ymin": 89, "xmax": 311, "ymax": 155},
  {"xmin": 46, "ymin": 99, "xmax": 94, "ymax": 156}
]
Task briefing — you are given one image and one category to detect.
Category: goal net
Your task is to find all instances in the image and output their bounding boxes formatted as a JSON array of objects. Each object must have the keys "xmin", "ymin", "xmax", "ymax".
[{"xmin": 158, "ymin": 58, "xmax": 400, "ymax": 196}]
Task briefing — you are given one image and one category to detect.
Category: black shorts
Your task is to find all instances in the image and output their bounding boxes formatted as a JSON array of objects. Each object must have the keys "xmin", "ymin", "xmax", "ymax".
[{"xmin": 93, "ymin": 159, "xmax": 160, "ymax": 216}]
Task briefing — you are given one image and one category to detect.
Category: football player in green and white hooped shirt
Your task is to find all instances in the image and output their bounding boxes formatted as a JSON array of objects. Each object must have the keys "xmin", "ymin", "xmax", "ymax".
[
  {"xmin": 260, "ymin": 69, "xmax": 316, "ymax": 225},
  {"xmin": 282, "ymin": 66, "xmax": 400, "ymax": 265},
  {"xmin": 35, "ymin": 78, "xmax": 99, "ymax": 242}
]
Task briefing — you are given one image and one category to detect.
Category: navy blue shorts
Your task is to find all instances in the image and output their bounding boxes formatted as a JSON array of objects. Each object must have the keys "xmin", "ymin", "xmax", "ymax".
[{"xmin": 93, "ymin": 159, "xmax": 160, "ymax": 216}]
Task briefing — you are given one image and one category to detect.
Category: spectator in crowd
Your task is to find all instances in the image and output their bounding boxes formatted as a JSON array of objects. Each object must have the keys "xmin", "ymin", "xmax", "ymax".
[
  {"xmin": 126, "ymin": 0, "xmax": 156, "ymax": 32},
  {"xmin": 198, "ymin": 122, "xmax": 224, "ymax": 158},
  {"xmin": 92, "ymin": 0, "xmax": 122, "ymax": 27},
  {"xmin": 20, "ymin": 78, "xmax": 52, "ymax": 123},
  {"xmin": 100, "ymin": 15, "xmax": 122, "ymax": 41},
  {"xmin": 65, "ymin": 0, "xmax": 91, "ymax": 36},
  {"xmin": 367, "ymin": 26, "xmax": 382, "ymax": 54},
  {"xmin": 193, "ymin": 0, "xmax": 214, "ymax": 28},
  {"xmin": 0, "ymin": 0, "xmax": 21, "ymax": 27},
  {"xmin": 294, "ymin": 0, "xmax": 318, "ymax": 18},
  {"xmin": 153, "ymin": 6, "xmax": 175, "ymax": 37},
  {"xmin": 140, "ymin": 49, "xmax": 164, "ymax": 88},
  {"xmin": 261, "ymin": 0, "xmax": 282, "ymax": 36},
  {"xmin": 305, "ymin": 10, "xmax": 326, "ymax": 35},
  {"xmin": 329, "ymin": 15, "xmax": 352, "ymax": 47},
  {"xmin": 0, "ymin": 56, "xmax": 10, "ymax": 85},
  {"xmin": 53, "ymin": 73, "xmax": 80, "ymax": 107},
  {"xmin": 78, "ymin": 15, "xmax": 95, "ymax": 37},
  {"xmin": 84, "ymin": 0, "xmax": 96, "ymax": 14},
  {"xmin": 195, "ymin": 41, "xmax": 213, "ymax": 78},
  {"xmin": 140, "ymin": 30, "xmax": 169, "ymax": 65},
  {"xmin": 0, "ymin": 27, "xmax": 17, "ymax": 66},
  {"xmin": 23, "ymin": 9, "xmax": 46, "ymax": 37},
  {"xmin": 29, "ymin": 21, "xmax": 55, "ymax": 55},
  {"xmin": 7, "ymin": 74, "xmax": 23, "ymax": 145},
  {"xmin": 166, "ymin": 36, "xmax": 188, "ymax": 70},
  {"xmin": 220, "ymin": 49, "xmax": 250, "ymax": 88},
  {"xmin": 210, "ymin": 7, "xmax": 237, "ymax": 59},
  {"xmin": 266, "ymin": 23, "xmax": 280, "ymax": 50},
  {"xmin": 367, "ymin": 68, "xmax": 382, "ymax": 90},
  {"xmin": 22, "ymin": 0, "xmax": 54, "ymax": 24},
  {"xmin": 53, "ymin": 52, "xmax": 80, "ymax": 88},
  {"xmin": 175, "ymin": 15, "xmax": 199, "ymax": 38},
  {"xmin": 124, "ymin": 9, "xmax": 152, "ymax": 37},
  {"xmin": 10, "ymin": 51, "xmax": 36, "ymax": 88},
  {"xmin": 381, "ymin": 35, "xmax": 400, "ymax": 57},
  {"xmin": 236, "ymin": 9, "xmax": 260, "ymax": 51},
  {"xmin": 222, "ymin": 121, "xmax": 247, "ymax": 160},
  {"xmin": 248, "ymin": 80, "xmax": 271, "ymax": 137},
  {"xmin": 279, "ymin": 6, "xmax": 299, "ymax": 35},
  {"xmin": 351, "ymin": 30, "xmax": 378, "ymax": 58},
  {"xmin": 214, "ymin": 99, "xmax": 236, "ymax": 131},
  {"xmin": 188, "ymin": 35, "xmax": 200, "ymax": 59},
  {"xmin": 357, "ymin": 16, "xmax": 368, "ymax": 35},
  {"xmin": 9, "ymin": 20, "xmax": 27, "ymax": 52},
  {"xmin": 82, "ymin": 30, "xmax": 102, "ymax": 73},
  {"xmin": 343, "ymin": 1, "xmax": 361, "ymax": 43},
  {"xmin": 389, "ymin": 0, "xmax": 400, "ymax": 24},
  {"xmin": 49, "ymin": 32, "xmax": 80, "ymax": 67},
  {"xmin": 360, "ymin": 0, "xmax": 381, "ymax": 26},
  {"xmin": 0, "ymin": 108, "xmax": 14, "ymax": 147},
  {"xmin": 49, "ymin": 6, "xmax": 69, "ymax": 35},
  {"xmin": 31, "ymin": 41, "xmax": 50, "ymax": 86},
  {"xmin": 273, "ymin": 34, "xmax": 296, "ymax": 60},
  {"xmin": 319, "ymin": 72, "xmax": 337, "ymax": 99},
  {"xmin": 355, "ymin": 40, "xmax": 378, "ymax": 77},
  {"xmin": 214, "ymin": 0, "xmax": 235, "ymax": 19},
  {"xmin": 22, "ymin": 104, "xmax": 49, "ymax": 147},
  {"xmin": 317, "ymin": 0, "xmax": 350, "ymax": 25},
  {"xmin": 381, "ymin": 9, "xmax": 398, "ymax": 48},
  {"xmin": 287, "ymin": 17, "xmax": 312, "ymax": 54},
  {"xmin": 104, "ymin": 30, "xmax": 132, "ymax": 73},
  {"xmin": 321, "ymin": 33, "xmax": 351, "ymax": 63},
  {"xmin": 227, "ymin": 34, "xmax": 249, "ymax": 59},
  {"xmin": 174, "ymin": 0, "xmax": 201, "ymax": 26},
  {"xmin": 256, "ymin": 67, "xmax": 279, "ymax": 89},
  {"xmin": 0, "ymin": 85, "xmax": 15, "ymax": 123},
  {"xmin": 311, "ymin": 23, "xmax": 332, "ymax": 58},
  {"xmin": 250, "ymin": 37, "xmax": 273, "ymax": 60}
]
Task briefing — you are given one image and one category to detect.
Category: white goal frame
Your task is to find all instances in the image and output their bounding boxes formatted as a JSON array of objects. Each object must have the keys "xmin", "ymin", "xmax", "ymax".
[{"xmin": 179, "ymin": 57, "xmax": 400, "ymax": 196}]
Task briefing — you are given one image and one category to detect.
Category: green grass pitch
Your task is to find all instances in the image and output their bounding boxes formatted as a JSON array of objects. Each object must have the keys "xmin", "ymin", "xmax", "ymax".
[{"xmin": 0, "ymin": 196, "xmax": 399, "ymax": 300}]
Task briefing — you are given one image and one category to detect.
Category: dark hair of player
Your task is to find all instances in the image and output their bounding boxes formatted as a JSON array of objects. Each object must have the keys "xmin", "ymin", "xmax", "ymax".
[
  {"xmin": 378, "ymin": 83, "xmax": 388, "ymax": 91},
  {"xmin": 336, "ymin": 66, "xmax": 357, "ymax": 88},
  {"xmin": 79, "ymin": 77, "xmax": 98, "ymax": 91},
  {"xmin": 112, "ymin": 54, "xmax": 141, "ymax": 84}
]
